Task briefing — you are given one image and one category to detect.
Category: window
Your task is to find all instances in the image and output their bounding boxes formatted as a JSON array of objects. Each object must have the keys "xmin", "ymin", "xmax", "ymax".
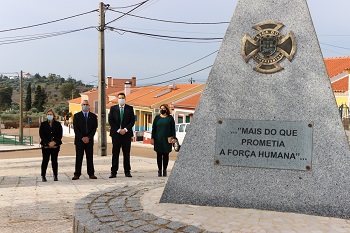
[{"xmin": 179, "ymin": 124, "xmax": 186, "ymax": 132}]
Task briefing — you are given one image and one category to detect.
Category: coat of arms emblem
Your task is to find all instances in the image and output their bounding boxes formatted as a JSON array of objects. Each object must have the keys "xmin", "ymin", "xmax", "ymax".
[{"xmin": 242, "ymin": 21, "xmax": 296, "ymax": 74}]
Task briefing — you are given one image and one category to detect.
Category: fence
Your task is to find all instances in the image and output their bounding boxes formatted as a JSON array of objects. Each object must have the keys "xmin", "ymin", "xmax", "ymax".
[{"xmin": 0, "ymin": 134, "xmax": 33, "ymax": 145}]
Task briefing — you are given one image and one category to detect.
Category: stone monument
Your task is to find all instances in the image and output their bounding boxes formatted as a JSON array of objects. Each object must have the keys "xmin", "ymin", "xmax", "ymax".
[{"xmin": 160, "ymin": 0, "xmax": 350, "ymax": 218}]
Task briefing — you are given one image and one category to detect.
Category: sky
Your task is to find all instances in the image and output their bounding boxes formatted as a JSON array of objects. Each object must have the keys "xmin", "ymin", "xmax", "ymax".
[{"xmin": 0, "ymin": 0, "xmax": 350, "ymax": 86}]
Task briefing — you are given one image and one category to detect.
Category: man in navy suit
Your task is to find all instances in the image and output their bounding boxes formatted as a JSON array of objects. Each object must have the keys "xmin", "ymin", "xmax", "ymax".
[
  {"xmin": 72, "ymin": 100, "xmax": 98, "ymax": 180},
  {"xmin": 108, "ymin": 93, "xmax": 135, "ymax": 178}
]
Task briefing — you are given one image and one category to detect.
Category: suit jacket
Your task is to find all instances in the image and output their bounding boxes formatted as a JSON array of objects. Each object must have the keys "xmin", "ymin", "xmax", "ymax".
[
  {"xmin": 39, "ymin": 120, "xmax": 63, "ymax": 147},
  {"xmin": 108, "ymin": 104, "xmax": 135, "ymax": 138},
  {"xmin": 73, "ymin": 111, "xmax": 98, "ymax": 145}
]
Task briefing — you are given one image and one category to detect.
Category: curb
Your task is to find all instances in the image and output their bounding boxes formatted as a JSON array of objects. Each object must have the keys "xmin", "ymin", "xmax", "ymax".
[{"xmin": 73, "ymin": 182, "xmax": 215, "ymax": 233}]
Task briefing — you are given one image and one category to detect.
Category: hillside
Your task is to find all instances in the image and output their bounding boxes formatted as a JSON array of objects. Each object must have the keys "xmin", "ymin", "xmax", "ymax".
[{"xmin": 0, "ymin": 73, "xmax": 93, "ymax": 104}]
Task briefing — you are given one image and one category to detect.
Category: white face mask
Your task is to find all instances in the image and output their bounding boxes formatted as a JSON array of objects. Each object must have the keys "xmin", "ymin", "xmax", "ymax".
[{"xmin": 118, "ymin": 98, "xmax": 126, "ymax": 106}]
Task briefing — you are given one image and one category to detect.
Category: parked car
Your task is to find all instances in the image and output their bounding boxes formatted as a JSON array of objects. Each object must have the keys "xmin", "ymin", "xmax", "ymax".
[{"xmin": 173, "ymin": 123, "xmax": 190, "ymax": 152}]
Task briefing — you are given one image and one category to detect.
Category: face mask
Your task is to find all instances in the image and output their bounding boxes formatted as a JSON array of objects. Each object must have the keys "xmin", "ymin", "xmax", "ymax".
[
  {"xmin": 82, "ymin": 105, "xmax": 89, "ymax": 111},
  {"xmin": 160, "ymin": 109, "xmax": 167, "ymax": 115},
  {"xmin": 118, "ymin": 99, "xmax": 126, "ymax": 105},
  {"xmin": 46, "ymin": 115, "xmax": 54, "ymax": 121}
]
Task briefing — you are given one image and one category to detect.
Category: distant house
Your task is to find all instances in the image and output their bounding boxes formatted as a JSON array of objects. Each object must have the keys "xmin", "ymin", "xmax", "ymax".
[
  {"xmin": 68, "ymin": 76, "xmax": 136, "ymax": 117},
  {"xmin": 106, "ymin": 83, "xmax": 205, "ymax": 132},
  {"xmin": 324, "ymin": 57, "xmax": 350, "ymax": 117},
  {"xmin": 171, "ymin": 92, "xmax": 202, "ymax": 124}
]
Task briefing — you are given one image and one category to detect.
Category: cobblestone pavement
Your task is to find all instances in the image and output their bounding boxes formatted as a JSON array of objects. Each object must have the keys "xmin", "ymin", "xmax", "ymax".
[{"xmin": 74, "ymin": 182, "xmax": 214, "ymax": 233}]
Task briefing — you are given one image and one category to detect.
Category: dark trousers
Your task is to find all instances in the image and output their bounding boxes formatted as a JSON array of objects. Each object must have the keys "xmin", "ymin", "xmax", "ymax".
[
  {"xmin": 157, "ymin": 152, "xmax": 169, "ymax": 171},
  {"xmin": 41, "ymin": 147, "xmax": 59, "ymax": 176},
  {"xmin": 74, "ymin": 141, "xmax": 95, "ymax": 176},
  {"xmin": 111, "ymin": 135, "xmax": 131, "ymax": 174}
]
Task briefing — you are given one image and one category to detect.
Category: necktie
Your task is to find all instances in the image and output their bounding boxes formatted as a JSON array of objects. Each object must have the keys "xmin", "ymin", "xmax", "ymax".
[
  {"xmin": 84, "ymin": 113, "xmax": 88, "ymax": 133},
  {"xmin": 120, "ymin": 107, "xmax": 124, "ymax": 128}
]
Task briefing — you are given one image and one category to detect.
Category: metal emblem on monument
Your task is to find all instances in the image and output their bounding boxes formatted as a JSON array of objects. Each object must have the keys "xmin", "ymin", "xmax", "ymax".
[{"xmin": 242, "ymin": 21, "xmax": 296, "ymax": 74}]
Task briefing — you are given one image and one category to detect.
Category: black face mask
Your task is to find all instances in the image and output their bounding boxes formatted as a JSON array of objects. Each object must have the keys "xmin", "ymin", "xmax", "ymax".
[{"xmin": 160, "ymin": 109, "xmax": 166, "ymax": 115}]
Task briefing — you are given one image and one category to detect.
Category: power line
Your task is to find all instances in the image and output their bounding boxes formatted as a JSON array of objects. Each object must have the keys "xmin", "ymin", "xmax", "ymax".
[
  {"xmin": 107, "ymin": 8, "xmax": 229, "ymax": 25},
  {"xmin": 320, "ymin": 46, "xmax": 349, "ymax": 56},
  {"xmin": 109, "ymin": 1, "xmax": 150, "ymax": 9},
  {"xmin": 136, "ymin": 33, "xmax": 222, "ymax": 43},
  {"xmin": 0, "ymin": 27, "xmax": 94, "ymax": 45},
  {"xmin": 138, "ymin": 50, "xmax": 218, "ymax": 81},
  {"xmin": 0, "ymin": 9, "xmax": 98, "ymax": 33},
  {"xmin": 142, "ymin": 65, "xmax": 212, "ymax": 86},
  {"xmin": 117, "ymin": 26, "xmax": 225, "ymax": 35},
  {"xmin": 320, "ymin": 42, "xmax": 350, "ymax": 51},
  {"xmin": 107, "ymin": 26, "xmax": 223, "ymax": 40},
  {"xmin": 105, "ymin": 0, "xmax": 150, "ymax": 26}
]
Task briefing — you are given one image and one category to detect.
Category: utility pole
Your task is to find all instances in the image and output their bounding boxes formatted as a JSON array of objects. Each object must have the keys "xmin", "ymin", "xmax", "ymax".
[
  {"xmin": 19, "ymin": 70, "xmax": 23, "ymax": 145},
  {"xmin": 189, "ymin": 77, "xmax": 195, "ymax": 84},
  {"xmin": 98, "ymin": 2, "xmax": 107, "ymax": 156}
]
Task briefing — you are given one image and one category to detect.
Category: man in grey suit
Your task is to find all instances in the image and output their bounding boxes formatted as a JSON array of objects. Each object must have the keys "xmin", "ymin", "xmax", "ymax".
[{"xmin": 108, "ymin": 93, "xmax": 135, "ymax": 178}]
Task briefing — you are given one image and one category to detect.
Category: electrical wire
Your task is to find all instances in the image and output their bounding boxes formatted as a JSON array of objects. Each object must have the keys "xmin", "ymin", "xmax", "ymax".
[
  {"xmin": 107, "ymin": 26, "xmax": 223, "ymax": 40},
  {"xmin": 138, "ymin": 50, "xmax": 218, "ymax": 81},
  {"xmin": 136, "ymin": 33, "xmax": 222, "ymax": 43},
  {"xmin": 107, "ymin": 8, "xmax": 230, "ymax": 25},
  {"xmin": 105, "ymin": 0, "xmax": 150, "ymax": 26},
  {"xmin": 0, "ymin": 27, "xmax": 94, "ymax": 45},
  {"xmin": 320, "ymin": 46, "xmax": 349, "ymax": 56},
  {"xmin": 117, "ymin": 26, "xmax": 224, "ymax": 35},
  {"xmin": 108, "ymin": 1, "xmax": 152, "ymax": 9},
  {"xmin": 320, "ymin": 42, "xmax": 350, "ymax": 51},
  {"xmin": 0, "ymin": 9, "xmax": 98, "ymax": 33},
  {"xmin": 141, "ymin": 65, "xmax": 212, "ymax": 86}
]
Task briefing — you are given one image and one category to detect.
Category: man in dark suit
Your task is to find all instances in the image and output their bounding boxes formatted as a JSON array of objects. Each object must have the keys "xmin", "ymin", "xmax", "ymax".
[
  {"xmin": 72, "ymin": 100, "xmax": 98, "ymax": 180},
  {"xmin": 108, "ymin": 93, "xmax": 135, "ymax": 178}
]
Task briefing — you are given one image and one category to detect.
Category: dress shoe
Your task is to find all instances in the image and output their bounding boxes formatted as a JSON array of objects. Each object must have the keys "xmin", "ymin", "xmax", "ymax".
[
  {"xmin": 89, "ymin": 175, "xmax": 97, "ymax": 179},
  {"xmin": 54, "ymin": 175, "xmax": 58, "ymax": 181},
  {"xmin": 163, "ymin": 170, "xmax": 167, "ymax": 177},
  {"xmin": 109, "ymin": 174, "xmax": 116, "ymax": 178},
  {"xmin": 158, "ymin": 170, "xmax": 162, "ymax": 177},
  {"xmin": 125, "ymin": 173, "xmax": 132, "ymax": 177},
  {"xmin": 72, "ymin": 176, "xmax": 80, "ymax": 180},
  {"xmin": 42, "ymin": 176, "xmax": 47, "ymax": 182}
]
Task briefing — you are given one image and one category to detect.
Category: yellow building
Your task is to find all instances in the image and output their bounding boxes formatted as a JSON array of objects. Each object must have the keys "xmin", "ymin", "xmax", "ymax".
[{"xmin": 325, "ymin": 57, "xmax": 350, "ymax": 117}]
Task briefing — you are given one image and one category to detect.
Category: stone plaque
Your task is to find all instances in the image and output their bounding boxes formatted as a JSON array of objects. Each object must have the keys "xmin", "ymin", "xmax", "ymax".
[{"xmin": 215, "ymin": 119, "xmax": 313, "ymax": 171}]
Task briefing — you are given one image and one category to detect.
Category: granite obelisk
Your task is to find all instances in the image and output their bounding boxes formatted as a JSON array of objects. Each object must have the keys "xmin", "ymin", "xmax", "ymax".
[{"xmin": 160, "ymin": 0, "xmax": 350, "ymax": 218}]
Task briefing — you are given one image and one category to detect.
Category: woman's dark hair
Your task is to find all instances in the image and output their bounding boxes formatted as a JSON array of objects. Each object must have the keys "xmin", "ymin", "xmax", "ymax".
[{"xmin": 160, "ymin": 104, "xmax": 171, "ymax": 115}]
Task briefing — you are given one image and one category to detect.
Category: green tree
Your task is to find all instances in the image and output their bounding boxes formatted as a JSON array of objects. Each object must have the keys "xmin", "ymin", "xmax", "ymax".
[
  {"xmin": 60, "ymin": 82, "xmax": 79, "ymax": 99},
  {"xmin": 25, "ymin": 82, "xmax": 32, "ymax": 111},
  {"xmin": 55, "ymin": 103, "xmax": 69, "ymax": 117},
  {"xmin": 32, "ymin": 85, "xmax": 47, "ymax": 112},
  {"xmin": 0, "ymin": 85, "xmax": 13, "ymax": 111}
]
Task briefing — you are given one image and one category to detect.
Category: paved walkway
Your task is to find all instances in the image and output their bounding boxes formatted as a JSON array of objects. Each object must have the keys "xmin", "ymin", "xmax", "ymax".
[
  {"xmin": 0, "ymin": 154, "xmax": 349, "ymax": 233},
  {"xmin": 1, "ymin": 143, "xmax": 350, "ymax": 232}
]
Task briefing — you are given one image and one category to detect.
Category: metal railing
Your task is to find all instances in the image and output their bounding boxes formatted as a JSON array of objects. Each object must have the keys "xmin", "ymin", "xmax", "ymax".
[{"xmin": 0, "ymin": 134, "xmax": 33, "ymax": 145}]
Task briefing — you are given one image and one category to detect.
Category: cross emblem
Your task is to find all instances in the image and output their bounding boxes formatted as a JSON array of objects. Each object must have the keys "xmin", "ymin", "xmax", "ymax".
[{"xmin": 242, "ymin": 20, "xmax": 296, "ymax": 74}]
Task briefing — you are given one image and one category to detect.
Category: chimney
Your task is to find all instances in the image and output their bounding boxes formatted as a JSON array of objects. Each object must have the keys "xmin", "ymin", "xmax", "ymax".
[
  {"xmin": 124, "ymin": 81, "xmax": 132, "ymax": 95},
  {"xmin": 131, "ymin": 77, "xmax": 136, "ymax": 86},
  {"xmin": 107, "ymin": 76, "xmax": 112, "ymax": 87}
]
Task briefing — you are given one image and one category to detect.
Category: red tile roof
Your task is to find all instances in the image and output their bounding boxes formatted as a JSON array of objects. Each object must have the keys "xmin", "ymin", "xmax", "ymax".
[
  {"xmin": 324, "ymin": 57, "xmax": 350, "ymax": 78},
  {"xmin": 331, "ymin": 76, "xmax": 348, "ymax": 93},
  {"xmin": 69, "ymin": 97, "xmax": 81, "ymax": 104},
  {"xmin": 172, "ymin": 92, "xmax": 202, "ymax": 109},
  {"xmin": 107, "ymin": 84, "xmax": 205, "ymax": 108}
]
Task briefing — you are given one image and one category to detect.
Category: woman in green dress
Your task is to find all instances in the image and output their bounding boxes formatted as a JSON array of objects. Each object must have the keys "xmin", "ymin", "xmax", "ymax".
[{"xmin": 151, "ymin": 104, "xmax": 176, "ymax": 177}]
